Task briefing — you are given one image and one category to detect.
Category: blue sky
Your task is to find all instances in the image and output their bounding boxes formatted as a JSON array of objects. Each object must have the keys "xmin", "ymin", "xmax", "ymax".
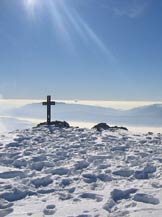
[{"xmin": 0, "ymin": 0, "xmax": 162, "ymax": 100}]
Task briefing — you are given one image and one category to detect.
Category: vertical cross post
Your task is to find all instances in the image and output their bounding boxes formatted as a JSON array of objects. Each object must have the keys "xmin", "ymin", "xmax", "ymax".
[{"xmin": 42, "ymin": 95, "xmax": 55, "ymax": 124}]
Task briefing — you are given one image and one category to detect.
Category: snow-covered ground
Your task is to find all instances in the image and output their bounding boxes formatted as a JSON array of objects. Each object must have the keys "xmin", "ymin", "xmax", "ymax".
[{"xmin": 0, "ymin": 124, "xmax": 162, "ymax": 216}]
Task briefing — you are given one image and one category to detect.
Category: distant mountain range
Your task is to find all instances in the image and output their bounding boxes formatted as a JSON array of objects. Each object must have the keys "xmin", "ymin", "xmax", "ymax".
[{"xmin": 1, "ymin": 102, "xmax": 162, "ymax": 127}]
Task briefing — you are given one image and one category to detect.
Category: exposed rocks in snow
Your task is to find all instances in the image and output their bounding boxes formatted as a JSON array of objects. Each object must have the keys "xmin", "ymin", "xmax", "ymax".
[
  {"xmin": 36, "ymin": 120, "xmax": 70, "ymax": 128},
  {"xmin": 92, "ymin": 123, "xmax": 110, "ymax": 131},
  {"xmin": 92, "ymin": 123, "xmax": 128, "ymax": 132}
]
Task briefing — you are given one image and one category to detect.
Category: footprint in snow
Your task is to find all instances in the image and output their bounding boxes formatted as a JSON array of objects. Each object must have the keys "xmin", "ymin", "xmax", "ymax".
[
  {"xmin": 0, "ymin": 199, "xmax": 13, "ymax": 209},
  {"xmin": 0, "ymin": 171, "xmax": 26, "ymax": 179},
  {"xmin": 0, "ymin": 208, "xmax": 14, "ymax": 217},
  {"xmin": 133, "ymin": 193, "xmax": 160, "ymax": 205},
  {"xmin": 43, "ymin": 204, "xmax": 56, "ymax": 215},
  {"xmin": 82, "ymin": 173, "xmax": 97, "ymax": 183},
  {"xmin": 79, "ymin": 192, "xmax": 103, "ymax": 202}
]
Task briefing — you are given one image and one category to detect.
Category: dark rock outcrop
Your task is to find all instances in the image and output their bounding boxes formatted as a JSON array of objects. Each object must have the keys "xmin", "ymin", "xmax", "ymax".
[
  {"xmin": 92, "ymin": 123, "xmax": 128, "ymax": 132},
  {"xmin": 92, "ymin": 123, "xmax": 110, "ymax": 131},
  {"xmin": 37, "ymin": 121, "xmax": 70, "ymax": 128}
]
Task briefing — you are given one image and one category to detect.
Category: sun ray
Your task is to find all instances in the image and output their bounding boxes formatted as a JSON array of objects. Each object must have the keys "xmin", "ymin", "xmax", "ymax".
[{"xmin": 22, "ymin": 0, "xmax": 115, "ymax": 59}]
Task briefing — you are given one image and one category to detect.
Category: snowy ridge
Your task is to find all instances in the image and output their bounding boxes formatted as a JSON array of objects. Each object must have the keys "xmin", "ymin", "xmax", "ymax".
[{"xmin": 0, "ymin": 125, "xmax": 162, "ymax": 216}]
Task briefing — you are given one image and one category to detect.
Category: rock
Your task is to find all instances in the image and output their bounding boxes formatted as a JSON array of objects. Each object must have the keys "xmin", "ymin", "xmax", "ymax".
[
  {"xmin": 111, "ymin": 126, "xmax": 128, "ymax": 131},
  {"xmin": 133, "ymin": 193, "xmax": 160, "ymax": 205},
  {"xmin": 92, "ymin": 123, "xmax": 110, "ymax": 131},
  {"xmin": 37, "ymin": 121, "xmax": 70, "ymax": 128},
  {"xmin": 92, "ymin": 123, "xmax": 128, "ymax": 132}
]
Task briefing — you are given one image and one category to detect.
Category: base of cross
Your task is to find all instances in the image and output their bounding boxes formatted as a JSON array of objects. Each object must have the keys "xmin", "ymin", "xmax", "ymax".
[{"xmin": 36, "ymin": 121, "xmax": 70, "ymax": 128}]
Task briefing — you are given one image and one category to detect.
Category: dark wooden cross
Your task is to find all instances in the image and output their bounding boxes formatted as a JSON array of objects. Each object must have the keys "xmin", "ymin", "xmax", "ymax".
[{"xmin": 42, "ymin": 95, "xmax": 55, "ymax": 124}]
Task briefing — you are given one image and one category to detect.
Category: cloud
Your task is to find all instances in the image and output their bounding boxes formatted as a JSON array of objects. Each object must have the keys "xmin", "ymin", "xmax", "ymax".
[{"xmin": 101, "ymin": 0, "xmax": 152, "ymax": 18}]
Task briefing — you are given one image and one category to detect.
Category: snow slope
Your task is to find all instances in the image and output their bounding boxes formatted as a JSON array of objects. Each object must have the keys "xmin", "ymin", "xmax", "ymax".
[{"xmin": 0, "ymin": 124, "xmax": 162, "ymax": 216}]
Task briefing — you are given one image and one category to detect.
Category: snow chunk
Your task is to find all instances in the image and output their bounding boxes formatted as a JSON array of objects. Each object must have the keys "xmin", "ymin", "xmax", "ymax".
[
  {"xmin": 103, "ymin": 199, "xmax": 116, "ymax": 212},
  {"xmin": 133, "ymin": 193, "xmax": 160, "ymax": 205},
  {"xmin": 43, "ymin": 204, "xmax": 56, "ymax": 215},
  {"xmin": 1, "ymin": 188, "xmax": 28, "ymax": 202},
  {"xmin": 111, "ymin": 188, "xmax": 137, "ymax": 202},
  {"xmin": 82, "ymin": 173, "xmax": 97, "ymax": 183},
  {"xmin": 13, "ymin": 159, "xmax": 27, "ymax": 168},
  {"xmin": 134, "ymin": 170, "xmax": 148, "ymax": 179},
  {"xmin": 74, "ymin": 160, "xmax": 89, "ymax": 170},
  {"xmin": 0, "ymin": 171, "xmax": 26, "ymax": 179},
  {"xmin": 144, "ymin": 165, "xmax": 156, "ymax": 173},
  {"xmin": 97, "ymin": 173, "xmax": 112, "ymax": 182},
  {"xmin": 113, "ymin": 169, "xmax": 134, "ymax": 177},
  {"xmin": 79, "ymin": 192, "xmax": 103, "ymax": 202},
  {"xmin": 0, "ymin": 208, "xmax": 13, "ymax": 217},
  {"xmin": 31, "ymin": 176, "xmax": 53, "ymax": 188},
  {"xmin": 31, "ymin": 162, "xmax": 44, "ymax": 171},
  {"xmin": 52, "ymin": 167, "xmax": 70, "ymax": 176},
  {"xmin": 0, "ymin": 199, "xmax": 13, "ymax": 209}
]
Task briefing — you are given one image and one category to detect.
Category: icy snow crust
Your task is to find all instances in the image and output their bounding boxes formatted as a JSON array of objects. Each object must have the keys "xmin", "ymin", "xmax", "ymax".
[{"xmin": 0, "ymin": 125, "xmax": 162, "ymax": 216}]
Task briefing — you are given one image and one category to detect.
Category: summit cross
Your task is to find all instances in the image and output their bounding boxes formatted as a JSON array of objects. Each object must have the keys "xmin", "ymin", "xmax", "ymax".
[{"xmin": 42, "ymin": 95, "xmax": 55, "ymax": 124}]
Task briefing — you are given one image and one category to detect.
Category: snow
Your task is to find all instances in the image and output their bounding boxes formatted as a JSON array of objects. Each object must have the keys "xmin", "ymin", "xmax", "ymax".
[{"xmin": 0, "ymin": 124, "xmax": 162, "ymax": 216}]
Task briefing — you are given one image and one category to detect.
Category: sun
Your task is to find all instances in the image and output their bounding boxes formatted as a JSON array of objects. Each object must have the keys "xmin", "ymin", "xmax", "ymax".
[
  {"xmin": 24, "ymin": 0, "xmax": 39, "ymax": 16},
  {"xmin": 24, "ymin": 0, "xmax": 38, "ymax": 12},
  {"xmin": 26, "ymin": 0, "xmax": 37, "ymax": 7}
]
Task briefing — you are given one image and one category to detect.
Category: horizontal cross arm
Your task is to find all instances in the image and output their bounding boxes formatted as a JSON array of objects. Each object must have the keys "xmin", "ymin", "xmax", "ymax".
[
  {"xmin": 50, "ymin": 102, "xmax": 56, "ymax": 105},
  {"xmin": 42, "ymin": 102, "xmax": 55, "ymax": 105}
]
